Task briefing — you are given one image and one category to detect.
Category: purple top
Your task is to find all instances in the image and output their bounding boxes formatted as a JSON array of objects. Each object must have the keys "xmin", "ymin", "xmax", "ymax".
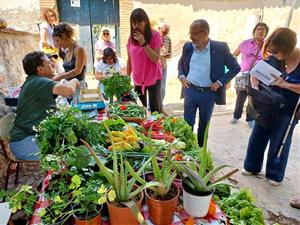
[{"xmin": 239, "ymin": 38, "xmax": 263, "ymax": 72}]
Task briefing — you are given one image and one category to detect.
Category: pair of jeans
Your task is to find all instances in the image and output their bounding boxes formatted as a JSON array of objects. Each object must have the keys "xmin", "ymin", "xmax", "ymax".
[
  {"xmin": 134, "ymin": 80, "xmax": 162, "ymax": 113},
  {"xmin": 233, "ymin": 90, "xmax": 253, "ymax": 121},
  {"xmin": 183, "ymin": 87, "xmax": 215, "ymax": 147},
  {"xmin": 244, "ymin": 114, "xmax": 298, "ymax": 182},
  {"xmin": 10, "ymin": 135, "xmax": 40, "ymax": 160},
  {"xmin": 161, "ymin": 69, "xmax": 167, "ymax": 103}
]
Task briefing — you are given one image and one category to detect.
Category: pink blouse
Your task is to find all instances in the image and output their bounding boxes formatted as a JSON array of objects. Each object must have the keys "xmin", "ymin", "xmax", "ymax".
[{"xmin": 127, "ymin": 30, "xmax": 162, "ymax": 94}]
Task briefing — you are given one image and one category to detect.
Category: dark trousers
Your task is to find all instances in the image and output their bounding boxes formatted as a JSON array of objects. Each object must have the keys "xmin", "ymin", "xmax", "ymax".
[
  {"xmin": 134, "ymin": 80, "xmax": 162, "ymax": 113},
  {"xmin": 244, "ymin": 114, "xmax": 297, "ymax": 182},
  {"xmin": 183, "ymin": 87, "xmax": 215, "ymax": 147},
  {"xmin": 233, "ymin": 90, "xmax": 253, "ymax": 121}
]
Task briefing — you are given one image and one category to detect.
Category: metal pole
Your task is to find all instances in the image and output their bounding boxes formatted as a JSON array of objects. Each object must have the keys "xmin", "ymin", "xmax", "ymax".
[{"xmin": 285, "ymin": 0, "xmax": 299, "ymax": 27}]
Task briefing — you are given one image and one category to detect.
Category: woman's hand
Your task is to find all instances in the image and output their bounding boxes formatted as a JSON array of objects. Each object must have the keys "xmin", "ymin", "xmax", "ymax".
[
  {"xmin": 133, "ymin": 31, "xmax": 145, "ymax": 45},
  {"xmin": 272, "ymin": 76, "xmax": 288, "ymax": 88},
  {"xmin": 250, "ymin": 75, "xmax": 260, "ymax": 89}
]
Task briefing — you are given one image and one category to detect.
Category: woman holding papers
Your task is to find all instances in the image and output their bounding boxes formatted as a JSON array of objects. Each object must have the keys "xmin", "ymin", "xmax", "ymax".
[
  {"xmin": 243, "ymin": 28, "xmax": 300, "ymax": 186},
  {"xmin": 231, "ymin": 23, "xmax": 269, "ymax": 128}
]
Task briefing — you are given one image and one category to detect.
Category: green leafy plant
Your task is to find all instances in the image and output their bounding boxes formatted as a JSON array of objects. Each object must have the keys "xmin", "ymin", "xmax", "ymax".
[
  {"xmin": 217, "ymin": 189, "xmax": 265, "ymax": 225},
  {"xmin": 103, "ymin": 70, "xmax": 132, "ymax": 102},
  {"xmin": 175, "ymin": 122, "xmax": 238, "ymax": 193},
  {"xmin": 0, "ymin": 185, "xmax": 37, "ymax": 217},
  {"xmin": 82, "ymin": 122, "xmax": 160, "ymax": 225},
  {"xmin": 35, "ymin": 107, "xmax": 107, "ymax": 158},
  {"xmin": 40, "ymin": 174, "xmax": 114, "ymax": 224}
]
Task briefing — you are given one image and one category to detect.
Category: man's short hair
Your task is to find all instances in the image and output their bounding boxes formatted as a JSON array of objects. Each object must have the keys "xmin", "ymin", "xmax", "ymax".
[
  {"xmin": 193, "ymin": 19, "xmax": 210, "ymax": 34},
  {"xmin": 22, "ymin": 51, "xmax": 45, "ymax": 76}
]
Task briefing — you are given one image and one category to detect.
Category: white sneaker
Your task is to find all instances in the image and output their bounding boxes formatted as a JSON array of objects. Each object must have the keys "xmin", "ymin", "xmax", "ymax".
[
  {"xmin": 267, "ymin": 179, "xmax": 282, "ymax": 186},
  {"xmin": 231, "ymin": 118, "xmax": 239, "ymax": 124},
  {"xmin": 242, "ymin": 169, "xmax": 264, "ymax": 179}
]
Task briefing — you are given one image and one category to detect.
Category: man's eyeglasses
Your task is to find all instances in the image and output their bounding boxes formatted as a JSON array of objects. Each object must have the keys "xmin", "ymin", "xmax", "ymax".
[
  {"xmin": 188, "ymin": 30, "xmax": 205, "ymax": 36},
  {"xmin": 103, "ymin": 32, "xmax": 110, "ymax": 36}
]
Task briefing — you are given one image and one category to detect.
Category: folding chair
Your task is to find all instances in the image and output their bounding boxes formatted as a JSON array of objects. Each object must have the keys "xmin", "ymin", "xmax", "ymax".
[{"xmin": 0, "ymin": 113, "xmax": 39, "ymax": 190}]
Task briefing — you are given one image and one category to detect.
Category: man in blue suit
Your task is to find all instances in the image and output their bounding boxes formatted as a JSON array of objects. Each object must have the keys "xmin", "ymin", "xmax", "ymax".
[{"xmin": 178, "ymin": 19, "xmax": 240, "ymax": 147}]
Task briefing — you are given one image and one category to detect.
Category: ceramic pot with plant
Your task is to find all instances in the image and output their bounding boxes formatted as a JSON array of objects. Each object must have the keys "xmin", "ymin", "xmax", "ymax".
[
  {"xmin": 175, "ymin": 122, "xmax": 238, "ymax": 217},
  {"xmin": 146, "ymin": 153, "xmax": 179, "ymax": 225},
  {"xmin": 82, "ymin": 123, "xmax": 160, "ymax": 225}
]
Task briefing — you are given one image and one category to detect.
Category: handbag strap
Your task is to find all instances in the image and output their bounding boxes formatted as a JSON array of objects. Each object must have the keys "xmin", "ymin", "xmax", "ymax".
[{"xmin": 249, "ymin": 43, "xmax": 262, "ymax": 70}]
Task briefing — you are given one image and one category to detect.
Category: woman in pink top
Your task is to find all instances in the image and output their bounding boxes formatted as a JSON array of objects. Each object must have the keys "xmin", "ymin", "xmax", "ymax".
[
  {"xmin": 231, "ymin": 22, "xmax": 269, "ymax": 128},
  {"xmin": 127, "ymin": 8, "xmax": 163, "ymax": 113}
]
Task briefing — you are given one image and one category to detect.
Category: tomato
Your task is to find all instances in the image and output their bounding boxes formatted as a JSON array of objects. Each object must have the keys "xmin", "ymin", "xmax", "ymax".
[{"xmin": 119, "ymin": 105, "xmax": 127, "ymax": 110}]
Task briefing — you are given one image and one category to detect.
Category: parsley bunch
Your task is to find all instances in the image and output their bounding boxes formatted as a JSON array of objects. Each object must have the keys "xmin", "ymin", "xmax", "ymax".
[{"xmin": 103, "ymin": 70, "xmax": 132, "ymax": 102}]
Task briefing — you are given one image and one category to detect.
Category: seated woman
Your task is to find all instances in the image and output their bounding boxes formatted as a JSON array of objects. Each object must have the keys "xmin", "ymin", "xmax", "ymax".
[{"xmin": 95, "ymin": 47, "xmax": 125, "ymax": 97}]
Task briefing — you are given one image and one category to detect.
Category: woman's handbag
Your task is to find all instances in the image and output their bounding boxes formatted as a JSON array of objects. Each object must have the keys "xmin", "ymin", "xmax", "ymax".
[
  {"xmin": 234, "ymin": 72, "xmax": 250, "ymax": 91},
  {"xmin": 234, "ymin": 46, "xmax": 262, "ymax": 91},
  {"xmin": 246, "ymin": 83, "xmax": 286, "ymax": 128}
]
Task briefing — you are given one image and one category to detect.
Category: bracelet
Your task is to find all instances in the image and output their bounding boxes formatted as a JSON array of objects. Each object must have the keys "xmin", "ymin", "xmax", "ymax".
[
  {"xmin": 59, "ymin": 79, "xmax": 66, "ymax": 84},
  {"xmin": 141, "ymin": 41, "xmax": 147, "ymax": 47}
]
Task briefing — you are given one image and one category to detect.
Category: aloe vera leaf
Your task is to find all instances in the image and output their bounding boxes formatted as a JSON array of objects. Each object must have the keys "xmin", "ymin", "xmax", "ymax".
[
  {"xmin": 208, "ymin": 168, "xmax": 239, "ymax": 187},
  {"xmin": 128, "ymin": 181, "xmax": 160, "ymax": 200},
  {"xmin": 200, "ymin": 122, "xmax": 210, "ymax": 177},
  {"xmin": 119, "ymin": 153, "xmax": 126, "ymax": 201},
  {"xmin": 81, "ymin": 139, "xmax": 115, "ymax": 188},
  {"xmin": 121, "ymin": 201, "xmax": 148, "ymax": 225},
  {"xmin": 151, "ymin": 156, "xmax": 161, "ymax": 181},
  {"xmin": 203, "ymin": 164, "xmax": 232, "ymax": 184},
  {"xmin": 179, "ymin": 164, "xmax": 210, "ymax": 192}
]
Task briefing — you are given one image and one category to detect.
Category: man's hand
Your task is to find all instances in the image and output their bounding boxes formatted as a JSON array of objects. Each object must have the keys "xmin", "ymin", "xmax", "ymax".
[
  {"xmin": 180, "ymin": 77, "xmax": 190, "ymax": 88},
  {"xmin": 210, "ymin": 81, "xmax": 221, "ymax": 91}
]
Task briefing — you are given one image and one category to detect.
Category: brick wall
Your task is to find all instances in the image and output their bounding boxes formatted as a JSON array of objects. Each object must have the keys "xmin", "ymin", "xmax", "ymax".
[{"xmin": 119, "ymin": 0, "xmax": 133, "ymax": 61}]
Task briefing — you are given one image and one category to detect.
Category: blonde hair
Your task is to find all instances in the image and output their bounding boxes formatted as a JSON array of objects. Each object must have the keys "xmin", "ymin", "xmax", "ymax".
[{"xmin": 41, "ymin": 8, "xmax": 57, "ymax": 24}]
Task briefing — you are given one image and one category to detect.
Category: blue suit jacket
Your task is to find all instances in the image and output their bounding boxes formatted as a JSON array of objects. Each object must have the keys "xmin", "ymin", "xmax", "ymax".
[{"xmin": 178, "ymin": 40, "xmax": 240, "ymax": 105}]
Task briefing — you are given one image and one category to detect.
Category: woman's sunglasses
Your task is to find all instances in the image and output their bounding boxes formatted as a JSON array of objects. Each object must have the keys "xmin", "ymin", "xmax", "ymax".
[{"xmin": 103, "ymin": 32, "xmax": 110, "ymax": 36}]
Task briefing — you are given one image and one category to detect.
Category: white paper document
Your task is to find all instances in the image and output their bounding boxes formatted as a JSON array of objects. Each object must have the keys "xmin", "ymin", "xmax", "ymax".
[{"xmin": 250, "ymin": 60, "xmax": 282, "ymax": 85}]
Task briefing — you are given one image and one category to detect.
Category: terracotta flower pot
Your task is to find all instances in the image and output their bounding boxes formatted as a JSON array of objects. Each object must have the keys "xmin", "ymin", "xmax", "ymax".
[
  {"xmin": 146, "ymin": 183, "xmax": 179, "ymax": 225},
  {"xmin": 107, "ymin": 192, "xmax": 144, "ymax": 225},
  {"xmin": 73, "ymin": 211, "xmax": 102, "ymax": 225}
]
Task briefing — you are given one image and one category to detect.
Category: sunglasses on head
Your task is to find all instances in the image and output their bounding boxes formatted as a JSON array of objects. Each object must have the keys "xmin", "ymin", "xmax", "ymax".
[{"xmin": 103, "ymin": 32, "xmax": 110, "ymax": 36}]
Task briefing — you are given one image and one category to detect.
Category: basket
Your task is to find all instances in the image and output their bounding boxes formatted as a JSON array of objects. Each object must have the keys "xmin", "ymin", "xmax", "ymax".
[{"xmin": 80, "ymin": 89, "xmax": 103, "ymax": 103}]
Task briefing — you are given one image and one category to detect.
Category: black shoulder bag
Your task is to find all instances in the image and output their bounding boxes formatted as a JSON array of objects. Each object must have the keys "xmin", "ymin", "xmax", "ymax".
[{"xmin": 247, "ymin": 83, "xmax": 286, "ymax": 129}]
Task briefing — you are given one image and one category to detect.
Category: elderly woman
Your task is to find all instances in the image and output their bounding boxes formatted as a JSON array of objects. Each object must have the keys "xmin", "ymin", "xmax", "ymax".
[
  {"xmin": 243, "ymin": 27, "xmax": 300, "ymax": 186},
  {"xmin": 127, "ymin": 8, "xmax": 163, "ymax": 113},
  {"xmin": 94, "ymin": 27, "xmax": 116, "ymax": 67},
  {"xmin": 231, "ymin": 22, "xmax": 269, "ymax": 128}
]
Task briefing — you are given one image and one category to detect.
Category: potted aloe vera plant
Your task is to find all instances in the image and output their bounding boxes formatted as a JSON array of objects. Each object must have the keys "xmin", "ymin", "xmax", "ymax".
[
  {"xmin": 82, "ymin": 122, "xmax": 160, "ymax": 225},
  {"xmin": 175, "ymin": 122, "xmax": 238, "ymax": 217},
  {"xmin": 144, "ymin": 152, "xmax": 179, "ymax": 225}
]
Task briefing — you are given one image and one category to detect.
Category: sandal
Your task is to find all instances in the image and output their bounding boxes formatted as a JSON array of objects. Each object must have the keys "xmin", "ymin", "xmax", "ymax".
[{"xmin": 290, "ymin": 198, "xmax": 300, "ymax": 209}]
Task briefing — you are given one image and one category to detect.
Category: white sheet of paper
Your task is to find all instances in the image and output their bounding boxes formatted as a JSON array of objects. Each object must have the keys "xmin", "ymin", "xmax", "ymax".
[
  {"xmin": 250, "ymin": 60, "xmax": 282, "ymax": 85},
  {"xmin": 0, "ymin": 202, "xmax": 12, "ymax": 225}
]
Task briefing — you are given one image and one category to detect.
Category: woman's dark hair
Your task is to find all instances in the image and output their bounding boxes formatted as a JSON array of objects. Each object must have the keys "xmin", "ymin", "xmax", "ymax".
[
  {"xmin": 53, "ymin": 23, "xmax": 75, "ymax": 39},
  {"xmin": 102, "ymin": 47, "xmax": 117, "ymax": 64},
  {"xmin": 130, "ymin": 8, "xmax": 152, "ymax": 45},
  {"xmin": 252, "ymin": 22, "xmax": 269, "ymax": 36},
  {"xmin": 22, "ymin": 51, "xmax": 45, "ymax": 76},
  {"xmin": 262, "ymin": 27, "xmax": 297, "ymax": 59}
]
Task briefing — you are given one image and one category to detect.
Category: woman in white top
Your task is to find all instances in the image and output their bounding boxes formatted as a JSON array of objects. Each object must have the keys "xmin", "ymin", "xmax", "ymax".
[
  {"xmin": 39, "ymin": 9, "xmax": 64, "ymax": 73},
  {"xmin": 95, "ymin": 47, "xmax": 125, "ymax": 96}
]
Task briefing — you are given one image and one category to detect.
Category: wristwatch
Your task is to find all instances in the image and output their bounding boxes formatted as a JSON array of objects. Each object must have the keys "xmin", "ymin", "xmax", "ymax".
[{"xmin": 141, "ymin": 41, "xmax": 147, "ymax": 47}]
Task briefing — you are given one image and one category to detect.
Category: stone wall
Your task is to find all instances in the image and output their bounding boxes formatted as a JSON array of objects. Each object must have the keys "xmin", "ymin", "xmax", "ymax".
[
  {"xmin": 0, "ymin": 29, "xmax": 39, "ymax": 90},
  {"xmin": 132, "ymin": 0, "xmax": 300, "ymax": 54},
  {"xmin": 0, "ymin": 0, "xmax": 40, "ymax": 33}
]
